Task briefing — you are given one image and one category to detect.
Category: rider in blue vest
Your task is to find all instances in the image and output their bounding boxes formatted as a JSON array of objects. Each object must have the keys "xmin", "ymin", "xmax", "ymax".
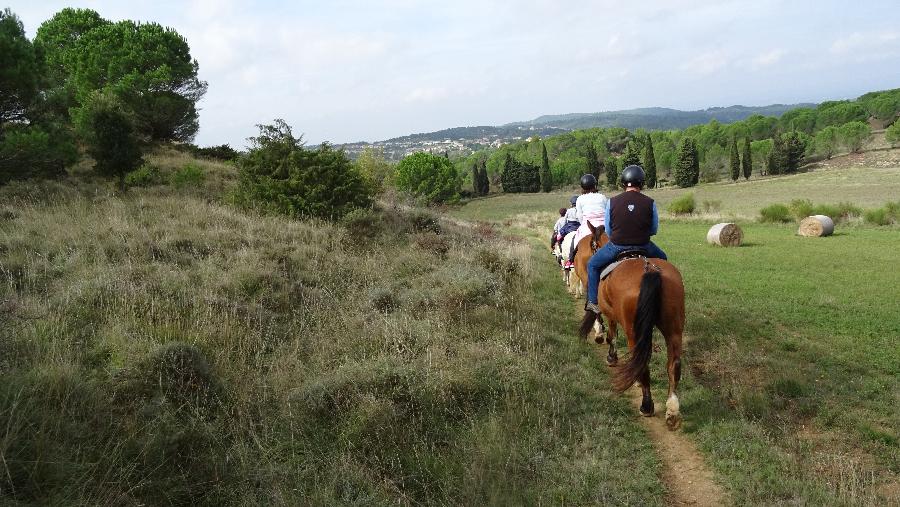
[{"xmin": 584, "ymin": 165, "xmax": 667, "ymax": 314}]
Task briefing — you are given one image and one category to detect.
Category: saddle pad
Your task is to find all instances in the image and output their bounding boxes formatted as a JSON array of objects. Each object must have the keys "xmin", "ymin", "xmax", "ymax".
[{"xmin": 599, "ymin": 260, "xmax": 623, "ymax": 280}]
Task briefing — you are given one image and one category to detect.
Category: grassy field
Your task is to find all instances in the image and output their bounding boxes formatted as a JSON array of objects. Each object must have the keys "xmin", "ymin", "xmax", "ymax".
[
  {"xmin": 454, "ymin": 155, "xmax": 900, "ymax": 221},
  {"xmin": 1, "ymin": 157, "xmax": 668, "ymax": 505},
  {"xmin": 451, "ymin": 183, "xmax": 900, "ymax": 504}
]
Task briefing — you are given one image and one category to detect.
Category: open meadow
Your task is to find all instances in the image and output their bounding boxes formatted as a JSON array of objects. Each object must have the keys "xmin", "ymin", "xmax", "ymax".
[{"xmin": 451, "ymin": 163, "xmax": 900, "ymax": 505}]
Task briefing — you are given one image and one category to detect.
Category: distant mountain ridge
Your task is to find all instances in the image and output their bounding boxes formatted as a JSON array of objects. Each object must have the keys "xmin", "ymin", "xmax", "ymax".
[
  {"xmin": 339, "ymin": 102, "xmax": 814, "ymax": 160},
  {"xmin": 508, "ymin": 103, "xmax": 816, "ymax": 131}
]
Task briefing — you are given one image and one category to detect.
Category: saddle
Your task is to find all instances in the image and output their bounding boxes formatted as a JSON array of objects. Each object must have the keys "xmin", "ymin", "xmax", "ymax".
[{"xmin": 599, "ymin": 248, "xmax": 649, "ymax": 280}]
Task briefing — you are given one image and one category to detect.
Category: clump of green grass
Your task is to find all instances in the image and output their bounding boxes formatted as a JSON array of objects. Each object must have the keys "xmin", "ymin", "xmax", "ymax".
[
  {"xmin": 759, "ymin": 203, "xmax": 792, "ymax": 222},
  {"xmin": 124, "ymin": 163, "xmax": 163, "ymax": 187},
  {"xmin": 863, "ymin": 201, "xmax": 900, "ymax": 225},
  {"xmin": 169, "ymin": 162, "xmax": 205, "ymax": 188},
  {"xmin": 667, "ymin": 192, "xmax": 695, "ymax": 214}
]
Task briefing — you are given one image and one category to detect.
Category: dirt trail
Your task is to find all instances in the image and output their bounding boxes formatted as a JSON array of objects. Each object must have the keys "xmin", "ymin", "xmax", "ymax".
[
  {"xmin": 624, "ymin": 384, "xmax": 729, "ymax": 506},
  {"xmin": 589, "ymin": 335, "xmax": 729, "ymax": 506}
]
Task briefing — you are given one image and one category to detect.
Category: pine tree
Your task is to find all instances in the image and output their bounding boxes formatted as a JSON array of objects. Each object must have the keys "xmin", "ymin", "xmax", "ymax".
[
  {"xmin": 586, "ymin": 143, "xmax": 601, "ymax": 181},
  {"xmin": 643, "ymin": 135, "xmax": 657, "ymax": 188},
  {"xmin": 729, "ymin": 137, "xmax": 740, "ymax": 181},
  {"xmin": 742, "ymin": 138, "xmax": 752, "ymax": 180},
  {"xmin": 769, "ymin": 135, "xmax": 785, "ymax": 175},
  {"xmin": 673, "ymin": 137, "xmax": 699, "ymax": 188},
  {"xmin": 540, "ymin": 142, "xmax": 552, "ymax": 192}
]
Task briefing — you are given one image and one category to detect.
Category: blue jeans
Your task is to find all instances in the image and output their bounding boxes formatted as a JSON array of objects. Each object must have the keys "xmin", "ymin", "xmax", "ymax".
[{"xmin": 587, "ymin": 241, "xmax": 667, "ymax": 304}]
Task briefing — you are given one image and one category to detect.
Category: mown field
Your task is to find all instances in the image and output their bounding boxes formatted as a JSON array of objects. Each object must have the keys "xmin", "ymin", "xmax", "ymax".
[
  {"xmin": 0, "ymin": 154, "xmax": 668, "ymax": 505},
  {"xmin": 451, "ymin": 167, "xmax": 900, "ymax": 505}
]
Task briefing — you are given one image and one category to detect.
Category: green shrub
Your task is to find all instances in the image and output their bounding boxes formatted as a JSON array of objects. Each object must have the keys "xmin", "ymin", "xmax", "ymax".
[
  {"xmin": 759, "ymin": 203, "xmax": 793, "ymax": 223},
  {"xmin": 233, "ymin": 120, "xmax": 373, "ymax": 220},
  {"xmin": 395, "ymin": 152, "xmax": 459, "ymax": 203},
  {"xmin": 863, "ymin": 201, "xmax": 900, "ymax": 225},
  {"xmin": 124, "ymin": 164, "xmax": 162, "ymax": 187},
  {"xmin": 667, "ymin": 193, "xmax": 695, "ymax": 215},
  {"xmin": 72, "ymin": 91, "xmax": 143, "ymax": 182},
  {"xmin": 0, "ymin": 125, "xmax": 77, "ymax": 185},
  {"xmin": 812, "ymin": 201, "xmax": 861, "ymax": 222},
  {"xmin": 170, "ymin": 162, "xmax": 205, "ymax": 188},
  {"xmin": 789, "ymin": 199, "xmax": 814, "ymax": 220}
]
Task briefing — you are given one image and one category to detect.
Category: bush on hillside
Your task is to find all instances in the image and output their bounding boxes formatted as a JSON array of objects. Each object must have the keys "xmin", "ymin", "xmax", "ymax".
[
  {"xmin": 124, "ymin": 163, "xmax": 163, "ymax": 187},
  {"xmin": 170, "ymin": 162, "xmax": 205, "ymax": 188},
  {"xmin": 759, "ymin": 203, "xmax": 792, "ymax": 223},
  {"xmin": 395, "ymin": 152, "xmax": 459, "ymax": 203},
  {"xmin": 73, "ymin": 91, "xmax": 143, "ymax": 184},
  {"xmin": 667, "ymin": 193, "xmax": 696, "ymax": 215},
  {"xmin": 233, "ymin": 119, "xmax": 373, "ymax": 220},
  {"xmin": 885, "ymin": 123, "xmax": 900, "ymax": 147},
  {"xmin": 0, "ymin": 125, "xmax": 77, "ymax": 185}
]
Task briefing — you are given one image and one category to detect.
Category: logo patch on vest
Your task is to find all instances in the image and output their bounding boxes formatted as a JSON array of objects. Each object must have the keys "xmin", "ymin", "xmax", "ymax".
[{"xmin": 627, "ymin": 204, "xmax": 635, "ymax": 211}]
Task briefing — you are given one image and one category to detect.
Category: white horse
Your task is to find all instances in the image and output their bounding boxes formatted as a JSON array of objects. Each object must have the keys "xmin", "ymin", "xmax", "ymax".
[{"xmin": 556, "ymin": 232, "xmax": 581, "ymax": 296}]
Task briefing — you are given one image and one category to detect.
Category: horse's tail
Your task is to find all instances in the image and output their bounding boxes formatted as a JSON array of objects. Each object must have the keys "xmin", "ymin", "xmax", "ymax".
[{"xmin": 613, "ymin": 269, "xmax": 662, "ymax": 392}]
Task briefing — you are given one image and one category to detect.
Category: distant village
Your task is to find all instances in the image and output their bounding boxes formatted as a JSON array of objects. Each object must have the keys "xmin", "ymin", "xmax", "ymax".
[{"xmin": 338, "ymin": 125, "xmax": 569, "ymax": 161}]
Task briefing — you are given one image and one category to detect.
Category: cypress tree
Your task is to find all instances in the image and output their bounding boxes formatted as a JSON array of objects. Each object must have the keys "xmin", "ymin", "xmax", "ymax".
[
  {"xmin": 586, "ymin": 143, "xmax": 601, "ymax": 181},
  {"xmin": 605, "ymin": 154, "xmax": 618, "ymax": 188},
  {"xmin": 479, "ymin": 159, "xmax": 490, "ymax": 195},
  {"xmin": 784, "ymin": 132, "xmax": 805, "ymax": 173},
  {"xmin": 742, "ymin": 138, "xmax": 752, "ymax": 180},
  {"xmin": 471, "ymin": 162, "xmax": 479, "ymax": 195},
  {"xmin": 643, "ymin": 135, "xmax": 657, "ymax": 188},
  {"xmin": 540, "ymin": 142, "xmax": 552, "ymax": 192},
  {"xmin": 690, "ymin": 139, "xmax": 700, "ymax": 186},
  {"xmin": 673, "ymin": 137, "xmax": 699, "ymax": 188},
  {"xmin": 769, "ymin": 136, "xmax": 785, "ymax": 175},
  {"xmin": 501, "ymin": 152, "xmax": 514, "ymax": 192},
  {"xmin": 622, "ymin": 142, "xmax": 641, "ymax": 167},
  {"xmin": 729, "ymin": 137, "xmax": 740, "ymax": 181}
]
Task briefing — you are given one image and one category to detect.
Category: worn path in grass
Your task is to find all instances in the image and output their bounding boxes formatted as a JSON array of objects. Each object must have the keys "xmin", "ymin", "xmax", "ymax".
[
  {"xmin": 525, "ymin": 229, "xmax": 731, "ymax": 505},
  {"xmin": 574, "ymin": 295, "xmax": 729, "ymax": 507}
]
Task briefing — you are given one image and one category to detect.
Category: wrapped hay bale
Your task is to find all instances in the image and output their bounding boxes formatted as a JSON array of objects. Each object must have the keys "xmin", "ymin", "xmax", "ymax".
[
  {"xmin": 706, "ymin": 223, "xmax": 743, "ymax": 247},
  {"xmin": 798, "ymin": 215, "xmax": 834, "ymax": 237}
]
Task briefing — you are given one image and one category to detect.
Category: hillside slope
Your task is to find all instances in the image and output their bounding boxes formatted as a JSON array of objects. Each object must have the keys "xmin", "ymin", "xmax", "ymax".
[{"xmin": 0, "ymin": 153, "xmax": 664, "ymax": 505}]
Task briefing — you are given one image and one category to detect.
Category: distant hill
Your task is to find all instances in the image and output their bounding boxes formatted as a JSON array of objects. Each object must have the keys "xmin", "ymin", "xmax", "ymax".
[{"xmin": 508, "ymin": 104, "xmax": 816, "ymax": 131}]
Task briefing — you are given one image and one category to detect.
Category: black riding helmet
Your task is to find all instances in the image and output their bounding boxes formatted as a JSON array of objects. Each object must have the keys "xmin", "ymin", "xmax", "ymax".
[
  {"xmin": 620, "ymin": 165, "xmax": 646, "ymax": 188},
  {"xmin": 569, "ymin": 195, "xmax": 578, "ymax": 206},
  {"xmin": 580, "ymin": 173, "xmax": 597, "ymax": 190}
]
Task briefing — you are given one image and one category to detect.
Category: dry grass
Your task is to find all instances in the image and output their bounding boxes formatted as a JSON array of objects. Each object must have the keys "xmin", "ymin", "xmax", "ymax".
[{"xmin": 0, "ymin": 165, "xmax": 663, "ymax": 504}]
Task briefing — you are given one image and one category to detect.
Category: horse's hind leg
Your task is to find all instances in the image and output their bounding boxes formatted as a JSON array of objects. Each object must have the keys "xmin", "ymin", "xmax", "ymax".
[
  {"xmin": 599, "ymin": 319, "xmax": 618, "ymax": 366},
  {"xmin": 664, "ymin": 332, "xmax": 683, "ymax": 430},
  {"xmin": 639, "ymin": 365, "xmax": 654, "ymax": 417}
]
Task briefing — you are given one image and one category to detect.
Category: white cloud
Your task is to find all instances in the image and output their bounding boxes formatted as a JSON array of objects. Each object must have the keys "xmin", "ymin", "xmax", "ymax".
[
  {"xmin": 751, "ymin": 48, "xmax": 786, "ymax": 69},
  {"xmin": 405, "ymin": 87, "xmax": 450, "ymax": 103},
  {"xmin": 830, "ymin": 31, "xmax": 900, "ymax": 61},
  {"xmin": 679, "ymin": 50, "xmax": 730, "ymax": 75}
]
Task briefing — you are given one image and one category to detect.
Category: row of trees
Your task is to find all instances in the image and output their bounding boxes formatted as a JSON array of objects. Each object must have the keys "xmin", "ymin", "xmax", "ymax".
[
  {"xmin": 453, "ymin": 88, "xmax": 897, "ymax": 191},
  {"xmin": 1, "ymin": 7, "xmax": 207, "ymax": 185}
]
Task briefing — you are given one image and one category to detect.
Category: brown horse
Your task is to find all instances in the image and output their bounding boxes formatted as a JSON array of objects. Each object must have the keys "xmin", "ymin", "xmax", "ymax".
[{"xmin": 579, "ymin": 222, "xmax": 686, "ymax": 430}]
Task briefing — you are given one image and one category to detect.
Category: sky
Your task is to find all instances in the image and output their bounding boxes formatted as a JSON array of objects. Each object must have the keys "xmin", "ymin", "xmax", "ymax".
[{"xmin": 9, "ymin": 0, "xmax": 900, "ymax": 147}]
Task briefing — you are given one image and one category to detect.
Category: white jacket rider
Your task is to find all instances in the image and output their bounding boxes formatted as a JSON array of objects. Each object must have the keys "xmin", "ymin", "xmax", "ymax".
[{"xmin": 575, "ymin": 192, "xmax": 608, "ymax": 224}]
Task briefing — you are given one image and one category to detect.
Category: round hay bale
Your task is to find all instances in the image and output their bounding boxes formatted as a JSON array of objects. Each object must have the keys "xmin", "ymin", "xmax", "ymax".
[
  {"xmin": 798, "ymin": 215, "xmax": 834, "ymax": 237},
  {"xmin": 706, "ymin": 222, "xmax": 743, "ymax": 247}
]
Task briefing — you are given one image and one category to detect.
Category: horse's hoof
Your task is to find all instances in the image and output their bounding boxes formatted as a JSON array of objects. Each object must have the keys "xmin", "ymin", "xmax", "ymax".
[
  {"xmin": 605, "ymin": 353, "xmax": 618, "ymax": 366},
  {"xmin": 666, "ymin": 413, "xmax": 682, "ymax": 430},
  {"xmin": 594, "ymin": 332, "xmax": 605, "ymax": 344},
  {"xmin": 640, "ymin": 407, "xmax": 655, "ymax": 417}
]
